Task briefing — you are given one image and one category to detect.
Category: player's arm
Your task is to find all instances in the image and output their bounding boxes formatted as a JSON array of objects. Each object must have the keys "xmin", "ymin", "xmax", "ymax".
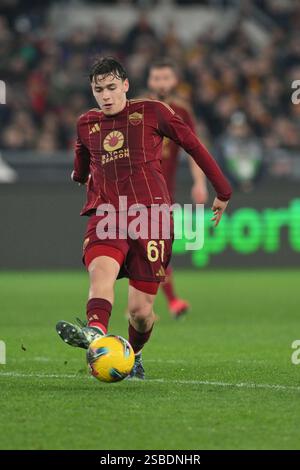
[
  {"xmin": 72, "ymin": 119, "xmax": 90, "ymax": 185},
  {"xmin": 155, "ymin": 102, "xmax": 232, "ymax": 226},
  {"xmin": 188, "ymin": 156, "xmax": 208, "ymax": 204},
  {"xmin": 181, "ymin": 107, "xmax": 208, "ymax": 204}
]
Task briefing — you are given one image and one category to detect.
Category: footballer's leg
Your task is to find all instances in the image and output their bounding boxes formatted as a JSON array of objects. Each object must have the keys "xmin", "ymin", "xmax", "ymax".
[
  {"xmin": 126, "ymin": 281, "xmax": 158, "ymax": 379},
  {"xmin": 56, "ymin": 247, "xmax": 123, "ymax": 349},
  {"xmin": 161, "ymin": 265, "xmax": 189, "ymax": 318},
  {"xmin": 125, "ymin": 206, "xmax": 173, "ymax": 377}
]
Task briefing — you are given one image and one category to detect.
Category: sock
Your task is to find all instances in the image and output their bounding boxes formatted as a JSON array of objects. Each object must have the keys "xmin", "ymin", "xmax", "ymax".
[
  {"xmin": 87, "ymin": 298, "xmax": 112, "ymax": 334},
  {"xmin": 161, "ymin": 266, "xmax": 176, "ymax": 303},
  {"xmin": 128, "ymin": 322, "xmax": 154, "ymax": 354}
]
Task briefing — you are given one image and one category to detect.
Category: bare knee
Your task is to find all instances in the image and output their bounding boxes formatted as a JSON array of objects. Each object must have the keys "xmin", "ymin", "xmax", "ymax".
[
  {"xmin": 129, "ymin": 295, "xmax": 154, "ymax": 323},
  {"xmin": 88, "ymin": 256, "xmax": 119, "ymax": 301}
]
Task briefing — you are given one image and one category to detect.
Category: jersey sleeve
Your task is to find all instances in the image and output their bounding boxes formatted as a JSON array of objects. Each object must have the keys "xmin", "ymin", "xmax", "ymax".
[
  {"xmin": 73, "ymin": 119, "xmax": 90, "ymax": 184},
  {"xmin": 155, "ymin": 101, "xmax": 232, "ymax": 201},
  {"xmin": 180, "ymin": 106, "xmax": 197, "ymax": 134}
]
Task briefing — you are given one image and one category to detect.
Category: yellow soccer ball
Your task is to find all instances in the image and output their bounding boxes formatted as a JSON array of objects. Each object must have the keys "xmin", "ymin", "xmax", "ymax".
[{"xmin": 87, "ymin": 335, "xmax": 135, "ymax": 383}]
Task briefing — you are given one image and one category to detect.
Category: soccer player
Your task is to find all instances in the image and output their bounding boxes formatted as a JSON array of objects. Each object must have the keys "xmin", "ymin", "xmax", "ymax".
[
  {"xmin": 56, "ymin": 57, "xmax": 232, "ymax": 379},
  {"xmin": 147, "ymin": 59, "xmax": 208, "ymax": 318}
]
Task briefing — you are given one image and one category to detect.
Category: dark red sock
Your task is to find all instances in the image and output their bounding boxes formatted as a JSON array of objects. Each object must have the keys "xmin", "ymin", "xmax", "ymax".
[
  {"xmin": 128, "ymin": 323, "xmax": 154, "ymax": 354},
  {"xmin": 87, "ymin": 298, "xmax": 112, "ymax": 334},
  {"xmin": 161, "ymin": 266, "xmax": 176, "ymax": 303}
]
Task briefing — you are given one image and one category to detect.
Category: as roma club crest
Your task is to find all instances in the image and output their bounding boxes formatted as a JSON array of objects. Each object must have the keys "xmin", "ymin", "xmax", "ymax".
[
  {"xmin": 103, "ymin": 131, "xmax": 124, "ymax": 152},
  {"xmin": 129, "ymin": 112, "xmax": 143, "ymax": 126}
]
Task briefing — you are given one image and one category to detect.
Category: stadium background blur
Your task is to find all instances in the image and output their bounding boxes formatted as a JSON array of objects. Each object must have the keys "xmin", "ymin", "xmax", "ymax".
[
  {"xmin": 1, "ymin": 0, "xmax": 300, "ymax": 270},
  {"xmin": 1, "ymin": 0, "xmax": 300, "ymax": 155}
]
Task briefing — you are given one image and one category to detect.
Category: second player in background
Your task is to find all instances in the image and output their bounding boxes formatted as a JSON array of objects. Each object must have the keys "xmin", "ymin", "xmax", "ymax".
[{"xmin": 146, "ymin": 59, "xmax": 208, "ymax": 318}]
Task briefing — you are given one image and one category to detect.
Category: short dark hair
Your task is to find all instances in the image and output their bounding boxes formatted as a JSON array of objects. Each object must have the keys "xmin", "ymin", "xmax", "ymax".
[
  {"xmin": 89, "ymin": 57, "xmax": 127, "ymax": 82},
  {"xmin": 149, "ymin": 58, "xmax": 179, "ymax": 76}
]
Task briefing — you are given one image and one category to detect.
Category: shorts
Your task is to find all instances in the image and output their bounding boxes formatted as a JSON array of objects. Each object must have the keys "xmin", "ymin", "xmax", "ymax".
[{"xmin": 82, "ymin": 207, "xmax": 174, "ymax": 285}]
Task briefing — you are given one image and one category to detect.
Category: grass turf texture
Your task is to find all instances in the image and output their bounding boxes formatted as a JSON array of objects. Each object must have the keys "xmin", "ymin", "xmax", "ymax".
[{"xmin": 0, "ymin": 270, "xmax": 299, "ymax": 450}]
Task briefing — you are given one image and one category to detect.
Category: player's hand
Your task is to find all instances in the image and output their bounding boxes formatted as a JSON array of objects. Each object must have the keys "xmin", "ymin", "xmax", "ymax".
[
  {"xmin": 211, "ymin": 197, "xmax": 228, "ymax": 227},
  {"xmin": 191, "ymin": 182, "xmax": 208, "ymax": 204},
  {"xmin": 71, "ymin": 171, "xmax": 90, "ymax": 186}
]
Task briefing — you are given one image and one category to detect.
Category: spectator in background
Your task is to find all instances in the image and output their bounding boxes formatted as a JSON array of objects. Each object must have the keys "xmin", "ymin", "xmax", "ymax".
[
  {"xmin": 0, "ymin": 1, "xmax": 299, "ymax": 171},
  {"xmin": 215, "ymin": 112, "xmax": 264, "ymax": 193},
  {"xmin": 123, "ymin": 12, "xmax": 158, "ymax": 54}
]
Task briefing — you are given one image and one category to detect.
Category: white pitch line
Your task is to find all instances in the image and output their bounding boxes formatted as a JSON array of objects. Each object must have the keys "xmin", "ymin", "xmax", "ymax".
[
  {"xmin": 8, "ymin": 357, "xmax": 187, "ymax": 365},
  {"xmin": 149, "ymin": 378, "xmax": 300, "ymax": 392},
  {"xmin": 0, "ymin": 371, "xmax": 85, "ymax": 379},
  {"xmin": 0, "ymin": 371, "xmax": 299, "ymax": 392}
]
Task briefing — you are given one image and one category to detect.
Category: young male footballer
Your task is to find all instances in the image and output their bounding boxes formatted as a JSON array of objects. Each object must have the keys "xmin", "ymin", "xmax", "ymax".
[
  {"xmin": 56, "ymin": 57, "xmax": 232, "ymax": 379},
  {"xmin": 147, "ymin": 59, "xmax": 208, "ymax": 318}
]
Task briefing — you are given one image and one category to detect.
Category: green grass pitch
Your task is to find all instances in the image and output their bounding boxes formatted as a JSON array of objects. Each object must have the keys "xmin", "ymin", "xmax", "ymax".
[{"xmin": 0, "ymin": 269, "xmax": 299, "ymax": 450}]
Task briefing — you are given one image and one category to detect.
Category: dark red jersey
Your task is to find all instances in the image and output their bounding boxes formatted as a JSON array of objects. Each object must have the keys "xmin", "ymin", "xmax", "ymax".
[
  {"xmin": 73, "ymin": 99, "xmax": 232, "ymax": 215},
  {"xmin": 161, "ymin": 98, "xmax": 196, "ymax": 199}
]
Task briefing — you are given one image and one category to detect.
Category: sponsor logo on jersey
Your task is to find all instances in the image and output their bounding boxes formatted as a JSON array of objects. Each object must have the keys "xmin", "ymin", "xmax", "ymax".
[{"xmin": 103, "ymin": 131, "xmax": 124, "ymax": 152}]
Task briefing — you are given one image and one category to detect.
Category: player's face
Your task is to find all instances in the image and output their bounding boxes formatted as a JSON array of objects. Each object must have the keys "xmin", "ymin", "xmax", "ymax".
[
  {"xmin": 91, "ymin": 74, "xmax": 129, "ymax": 116},
  {"xmin": 147, "ymin": 67, "xmax": 178, "ymax": 100}
]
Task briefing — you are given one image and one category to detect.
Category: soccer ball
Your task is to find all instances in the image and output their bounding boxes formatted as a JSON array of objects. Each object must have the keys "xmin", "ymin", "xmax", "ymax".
[{"xmin": 87, "ymin": 335, "xmax": 135, "ymax": 383}]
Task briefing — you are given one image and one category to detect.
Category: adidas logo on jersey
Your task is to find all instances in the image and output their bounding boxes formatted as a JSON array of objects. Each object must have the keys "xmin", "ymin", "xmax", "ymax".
[{"xmin": 89, "ymin": 123, "xmax": 101, "ymax": 134}]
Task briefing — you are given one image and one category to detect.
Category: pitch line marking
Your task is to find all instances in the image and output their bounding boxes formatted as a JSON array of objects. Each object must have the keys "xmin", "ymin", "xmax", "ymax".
[
  {"xmin": 8, "ymin": 357, "xmax": 187, "ymax": 365},
  {"xmin": 0, "ymin": 371, "xmax": 299, "ymax": 392}
]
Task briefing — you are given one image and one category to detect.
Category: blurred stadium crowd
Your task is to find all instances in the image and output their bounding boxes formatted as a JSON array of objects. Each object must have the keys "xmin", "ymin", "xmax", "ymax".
[{"xmin": 0, "ymin": 0, "xmax": 299, "ymax": 186}]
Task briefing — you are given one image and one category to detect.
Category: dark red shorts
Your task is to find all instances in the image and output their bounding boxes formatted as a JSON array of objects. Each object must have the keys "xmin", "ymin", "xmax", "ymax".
[{"xmin": 82, "ymin": 208, "xmax": 174, "ymax": 285}]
